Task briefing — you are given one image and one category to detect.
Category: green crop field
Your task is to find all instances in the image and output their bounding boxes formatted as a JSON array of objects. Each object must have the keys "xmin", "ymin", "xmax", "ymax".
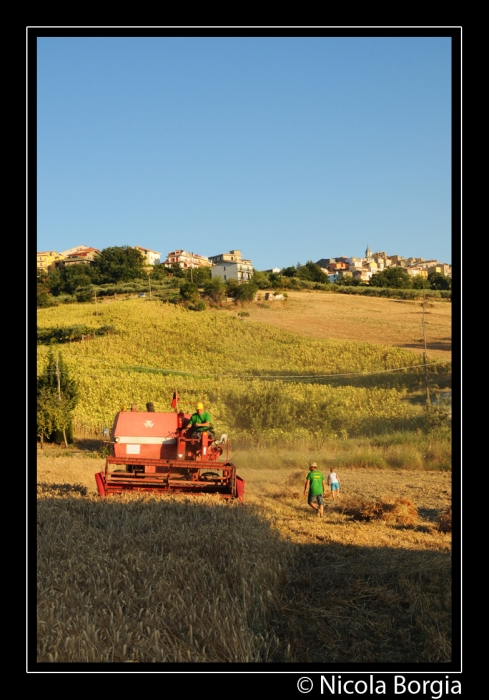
[{"xmin": 37, "ymin": 297, "xmax": 450, "ymax": 449}]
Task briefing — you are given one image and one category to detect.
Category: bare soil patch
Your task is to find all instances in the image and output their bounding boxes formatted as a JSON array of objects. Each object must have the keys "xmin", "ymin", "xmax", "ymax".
[{"xmin": 244, "ymin": 291, "xmax": 451, "ymax": 360}]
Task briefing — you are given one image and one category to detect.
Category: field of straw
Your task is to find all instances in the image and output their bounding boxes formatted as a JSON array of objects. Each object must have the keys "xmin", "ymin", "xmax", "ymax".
[
  {"xmin": 249, "ymin": 290, "xmax": 452, "ymax": 361},
  {"xmin": 36, "ymin": 448, "xmax": 452, "ymax": 664}
]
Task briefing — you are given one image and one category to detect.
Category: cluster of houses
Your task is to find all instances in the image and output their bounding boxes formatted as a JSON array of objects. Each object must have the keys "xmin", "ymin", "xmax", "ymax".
[
  {"xmin": 317, "ymin": 245, "xmax": 452, "ymax": 283},
  {"xmin": 36, "ymin": 244, "xmax": 451, "ymax": 285},
  {"xmin": 36, "ymin": 245, "xmax": 254, "ymax": 284}
]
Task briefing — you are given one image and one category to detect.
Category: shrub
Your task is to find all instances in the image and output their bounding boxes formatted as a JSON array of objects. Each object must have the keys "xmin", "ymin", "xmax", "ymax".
[
  {"xmin": 179, "ymin": 281, "xmax": 199, "ymax": 302},
  {"xmin": 188, "ymin": 301, "xmax": 207, "ymax": 312}
]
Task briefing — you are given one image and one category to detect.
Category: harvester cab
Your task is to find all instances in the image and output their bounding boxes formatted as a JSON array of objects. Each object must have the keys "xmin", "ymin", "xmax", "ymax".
[{"xmin": 95, "ymin": 399, "xmax": 245, "ymax": 501}]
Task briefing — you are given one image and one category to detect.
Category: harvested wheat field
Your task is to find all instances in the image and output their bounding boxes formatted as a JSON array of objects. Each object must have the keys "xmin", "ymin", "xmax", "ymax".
[
  {"xmin": 245, "ymin": 291, "xmax": 451, "ymax": 361},
  {"xmin": 37, "ymin": 447, "xmax": 453, "ymax": 664}
]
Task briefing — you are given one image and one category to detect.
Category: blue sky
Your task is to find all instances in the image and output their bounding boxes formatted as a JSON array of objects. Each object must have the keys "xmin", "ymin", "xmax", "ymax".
[{"xmin": 36, "ymin": 35, "xmax": 454, "ymax": 269}]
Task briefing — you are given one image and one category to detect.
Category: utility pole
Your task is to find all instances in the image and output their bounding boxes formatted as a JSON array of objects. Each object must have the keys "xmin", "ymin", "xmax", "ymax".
[
  {"xmin": 94, "ymin": 286, "xmax": 98, "ymax": 315},
  {"xmin": 148, "ymin": 271, "xmax": 152, "ymax": 299},
  {"xmin": 421, "ymin": 288, "xmax": 431, "ymax": 406},
  {"xmin": 56, "ymin": 352, "xmax": 68, "ymax": 447}
]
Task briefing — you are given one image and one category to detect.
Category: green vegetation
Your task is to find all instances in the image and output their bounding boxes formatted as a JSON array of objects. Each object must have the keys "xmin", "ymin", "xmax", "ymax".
[
  {"xmin": 37, "ymin": 299, "xmax": 451, "ymax": 468},
  {"xmin": 37, "ymin": 349, "xmax": 79, "ymax": 446},
  {"xmin": 37, "ymin": 324, "xmax": 116, "ymax": 345}
]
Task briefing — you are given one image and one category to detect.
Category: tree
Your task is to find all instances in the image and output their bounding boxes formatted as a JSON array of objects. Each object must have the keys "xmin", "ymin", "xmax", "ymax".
[
  {"xmin": 37, "ymin": 349, "xmax": 79, "ymax": 446},
  {"xmin": 336, "ymin": 276, "xmax": 361, "ymax": 286},
  {"xmin": 281, "ymin": 266, "xmax": 298, "ymax": 278},
  {"xmin": 45, "ymin": 268, "xmax": 63, "ymax": 296},
  {"xmin": 411, "ymin": 275, "xmax": 430, "ymax": 290},
  {"xmin": 184, "ymin": 266, "xmax": 211, "ymax": 285},
  {"xmin": 149, "ymin": 263, "xmax": 171, "ymax": 280},
  {"xmin": 179, "ymin": 281, "xmax": 199, "ymax": 302},
  {"xmin": 225, "ymin": 278, "xmax": 240, "ymax": 297},
  {"xmin": 297, "ymin": 261, "xmax": 329, "ymax": 283},
  {"xmin": 56, "ymin": 265, "xmax": 94, "ymax": 295},
  {"xmin": 92, "ymin": 246, "xmax": 146, "ymax": 283},
  {"xmin": 251, "ymin": 270, "xmax": 271, "ymax": 289},
  {"xmin": 268, "ymin": 272, "xmax": 283, "ymax": 289},
  {"xmin": 37, "ymin": 279, "xmax": 53, "ymax": 307},
  {"xmin": 234, "ymin": 280, "xmax": 258, "ymax": 302},
  {"xmin": 203, "ymin": 277, "xmax": 225, "ymax": 303},
  {"xmin": 370, "ymin": 267, "xmax": 412, "ymax": 289},
  {"xmin": 169, "ymin": 262, "xmax": 185, "ymax": 278},
  {"xmin": 428, "ymin": 272, "xmax": 451, "ymax": 291}
]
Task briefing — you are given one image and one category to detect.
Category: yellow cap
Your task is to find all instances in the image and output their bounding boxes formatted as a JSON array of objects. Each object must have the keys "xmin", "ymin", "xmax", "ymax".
[{"xmin": 196, "ymin": 402, "xmax": 204, "ymax": 410}]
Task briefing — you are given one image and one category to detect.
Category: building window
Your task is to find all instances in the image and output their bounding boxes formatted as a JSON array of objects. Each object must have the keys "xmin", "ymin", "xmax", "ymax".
[{"xmin": 224, "ymin": 275, "xmax": 226, "ymax": 280}]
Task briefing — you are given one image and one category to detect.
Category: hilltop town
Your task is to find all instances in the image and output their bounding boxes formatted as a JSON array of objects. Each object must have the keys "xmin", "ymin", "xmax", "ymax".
[{"xmin": 37, "ymin": 244, "xmax": 451, "ymax": 285}]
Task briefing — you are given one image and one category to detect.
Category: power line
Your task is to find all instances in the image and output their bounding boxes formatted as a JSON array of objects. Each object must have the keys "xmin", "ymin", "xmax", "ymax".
[{"xmin": 38, "ymin": 357, "xmax": 451, "ymax": 381}]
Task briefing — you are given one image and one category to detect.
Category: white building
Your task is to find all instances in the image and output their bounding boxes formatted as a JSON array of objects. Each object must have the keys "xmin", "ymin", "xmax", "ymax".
[
  {"xmin": 163, "ymin": 250, "xmax": 211, "ymax": 269},
  {"xmin": 209, "ymin": 249, "xmax": 244, "ymax": 265},
  {"xmin": 211, "ymin": 260, "xmax": 254, "ymax": 283}
]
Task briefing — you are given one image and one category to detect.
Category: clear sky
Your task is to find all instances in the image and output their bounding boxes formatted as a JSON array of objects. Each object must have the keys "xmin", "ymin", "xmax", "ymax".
[{"xmin": 36, "ymin": 34, "xmax": 454, "ymax": 269}]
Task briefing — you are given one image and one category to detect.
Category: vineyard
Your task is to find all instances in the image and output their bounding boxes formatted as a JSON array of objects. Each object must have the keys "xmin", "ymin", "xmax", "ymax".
[{"xmin": 36, "ymin": 298, "xmax": 450, "ymax": 443}]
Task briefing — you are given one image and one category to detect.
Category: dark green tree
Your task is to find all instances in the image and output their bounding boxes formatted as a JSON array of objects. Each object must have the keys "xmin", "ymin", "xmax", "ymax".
[
  {"xmin": 251, "ymin": 270, "xmax": 271, "ymax": 289},
  {"xmin": 37, "ymin": 278, "xmax": 53, "ymax": 307},
  {"xmin": 411, "ymin": 275, "xmax": 430, "ymax": 290},
  {"xmin": 45, "ymin": 268, "xmax": 63, "ymax": 296},
  {"xmin": 336, "ymin": 276, "xmax": 362, "ymax": 286},
  {"xmin": 37, "ymin": 349, "xmax": 79, "ymax": 446},
  {"xmin": 179, "ymin": 281, "xmax": 199, "ymax": 302},
  {"xmin": 92, "ymin": 246, "xmax": 146, "ymax": 283},
  {"xmin": 225, "ymin": 278, "xmax": 240, "ymax": 297},
  {"xmin": 169, "ymin": 262, "xmax": 185, "ymax": 278},
  {"xmin": 268, "ymin": 272, "xmax": 283, "ymax": 289},
  {"xmin": 428, "ymin": 272, "xmax": 451, "ymax": 291},
  {"xmin": 203, "ymin": 277, "xmax": 225, "ymax": 303},
  {"xmin": 297, "ymin": 261, "xmax": 329, "ymax": 283},
  {"xmin": 147, "ymin": 263, "xmax": 171, "ymax": 280},
  {"xmin": 235, "ymin": 280, "xmax": 259, "ymax": 301},
  {"xmin": 184, "ymin": 266, "xmax": 212, "ymax": 285},
  {"xmin": 57, "ymin": 265, "xmax": 94, "ymax": 295},
  {"xmin": 281, "ymin": 266, "xmax": 298, "ymax": 278},
  {"xmin": 370, "ymin": 267, "xmax": 412, "ymax": 289}
]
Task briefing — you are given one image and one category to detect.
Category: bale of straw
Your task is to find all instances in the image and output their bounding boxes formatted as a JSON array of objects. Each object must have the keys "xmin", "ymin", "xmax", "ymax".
[
  {"xmin": 381, "ymin": 498, "xmax": 418, "ymax": 526},
  {"xmin": 342, "ymin": 497, "xmax": 418, "ymax": 525}
]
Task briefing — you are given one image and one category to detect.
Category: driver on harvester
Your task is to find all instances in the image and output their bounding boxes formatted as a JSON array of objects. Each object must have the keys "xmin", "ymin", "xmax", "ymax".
[{"xmin": 188, "ymin": 402, "xmax": 215, "ymax": 440}]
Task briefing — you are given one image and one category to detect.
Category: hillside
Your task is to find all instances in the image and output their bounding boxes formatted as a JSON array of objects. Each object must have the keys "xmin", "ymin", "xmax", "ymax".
[
  {"xmin": 36, "ymin": 295, "xmax": 451, "ymax": 439},
  {"xmin": 249, "ymin": 290, "xmax": 452, "ymax": 360}
]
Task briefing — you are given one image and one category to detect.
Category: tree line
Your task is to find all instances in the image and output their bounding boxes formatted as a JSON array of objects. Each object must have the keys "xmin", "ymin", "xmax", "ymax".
[{"xmin": 37, "ymin": 246, "xmax": 451, "ymax": 308}]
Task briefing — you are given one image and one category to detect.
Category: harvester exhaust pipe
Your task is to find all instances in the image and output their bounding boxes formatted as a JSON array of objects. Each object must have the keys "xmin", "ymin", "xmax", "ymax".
[{"xmin": 131, "ymin": 404, "xmax": 137, "ymax": 412}]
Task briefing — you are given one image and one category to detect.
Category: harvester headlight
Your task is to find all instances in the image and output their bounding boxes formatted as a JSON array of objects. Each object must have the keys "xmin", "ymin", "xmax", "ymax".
[
  {"xmin": 178, "ymin": 453, "xmax": 183, "ymax": 458},
  {"xmin": 114, "ymin": 437, "xmax": 120, "ymax": 443}
]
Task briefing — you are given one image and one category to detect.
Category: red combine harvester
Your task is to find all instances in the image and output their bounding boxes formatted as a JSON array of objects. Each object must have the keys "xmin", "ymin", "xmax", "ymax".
[{"xmin": 95, "ymin": 398, "xmax": 245, "ymax": 501}]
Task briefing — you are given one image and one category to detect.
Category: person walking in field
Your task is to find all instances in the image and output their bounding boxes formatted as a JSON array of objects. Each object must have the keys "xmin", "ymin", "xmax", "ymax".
[
  {"xmin": 303, "ymin": 462, "xmax": 325, "ymax": 517},
  {"xmin": 327, "ymin": 467, "xmax": 341, "ymax": 499}
]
